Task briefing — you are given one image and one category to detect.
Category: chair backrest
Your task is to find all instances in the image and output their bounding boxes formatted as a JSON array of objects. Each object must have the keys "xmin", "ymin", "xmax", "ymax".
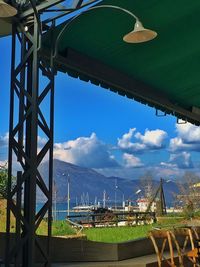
[
  {"xmin": 191, "ymin": 226, "xmax": 200, "ymax": 260},
  {"xmin": 170, "ymin": 227, "xmax": 195, "ymax": 267},
  {"xmin": 191, "ymin": 226, "xmax": 200, "ymax": 240},
  {"xmin": 149, "ymin": 229, "xmax": 170, "ymax": 239},
  {"xmin": 172, "ymin": 227, "xmax": 194, "ymax": 253},
  {"xmin": 148, "ymin": 229, "xmax": 175, "ymax": 267}
]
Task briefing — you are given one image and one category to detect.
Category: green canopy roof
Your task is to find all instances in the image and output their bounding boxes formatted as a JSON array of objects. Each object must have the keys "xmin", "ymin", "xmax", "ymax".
[{"xmin": 42, "ymin": 0, "xmax": 200, "ymax": 125}]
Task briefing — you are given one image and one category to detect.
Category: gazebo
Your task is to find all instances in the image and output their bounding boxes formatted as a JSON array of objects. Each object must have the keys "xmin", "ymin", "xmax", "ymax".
[{"xmin": 1, "ymin": 0, "xmax": 200, "ymax": 266}]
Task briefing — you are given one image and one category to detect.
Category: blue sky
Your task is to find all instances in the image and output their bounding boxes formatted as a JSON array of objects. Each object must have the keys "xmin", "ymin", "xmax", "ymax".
[{"xmin": 1, "ymin": 35, "xmax": 200, "ymax": 180}]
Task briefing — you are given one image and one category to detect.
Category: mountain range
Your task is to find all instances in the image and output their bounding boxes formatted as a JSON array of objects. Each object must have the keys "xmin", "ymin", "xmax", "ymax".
[{"xmin": 39, "ymin": 159, "xmax": 179, "ymax": 206}]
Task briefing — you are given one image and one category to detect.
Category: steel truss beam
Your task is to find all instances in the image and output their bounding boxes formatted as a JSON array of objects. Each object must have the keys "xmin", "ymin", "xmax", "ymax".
[
  {"xmin": 6, "ymin": 13, "xmax": 55, "ymax": 267},
  {"xmin": 20, "ymin": 0, "xmax": 101, "ymax": 22}
]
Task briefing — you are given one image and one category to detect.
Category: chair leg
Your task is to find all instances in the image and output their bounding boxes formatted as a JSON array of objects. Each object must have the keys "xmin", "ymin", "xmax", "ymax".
[
  {"xmin": 170, "ymin": 232, "xmax": 184, "ymax": 267},
  {"xmin": 167, "ymin": 233, "xmax": 176, "ymax": 267},
  {"xmin": 149, "ymin": 235, "xmax": 162, "ymax": 267}
]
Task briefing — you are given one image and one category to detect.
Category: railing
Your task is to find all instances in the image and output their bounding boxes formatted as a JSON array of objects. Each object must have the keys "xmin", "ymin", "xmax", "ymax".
[
  {"xmin": 66, "ymin": 211, "xmax": 157, "ymax": 227},
  {"xmin": 65, "ymin": 218, "xmax": 84, "ymax": 234}
]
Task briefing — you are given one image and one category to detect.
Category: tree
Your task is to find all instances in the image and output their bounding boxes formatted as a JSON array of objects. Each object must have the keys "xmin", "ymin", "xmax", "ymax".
[
  {"xmin": 0, "ymin": 167, "xmax": 8, "ymax": 199},
  {"xmin": 0, "ymin": 163, "xmax": 16, "ymax": 199},
  {"xmin": 139, "ymin": 171, "xmax": 154, "ymax": 200},
  {"xmin": 177, "ymin": 171, "xmax": 200, "ymax": 218}
]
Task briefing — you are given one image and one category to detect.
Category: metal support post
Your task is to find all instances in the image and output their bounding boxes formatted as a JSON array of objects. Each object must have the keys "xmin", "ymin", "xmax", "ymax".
[
  {"xmin": 5, "ymin": 14, "xmax": 55, "ymax": 267},
  {"xmin": 159, "ymin": 178, "xmax": 167, "ymax": 215}
]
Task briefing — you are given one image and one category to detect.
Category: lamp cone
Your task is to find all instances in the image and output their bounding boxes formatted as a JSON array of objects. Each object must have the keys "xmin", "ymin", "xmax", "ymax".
[
  {"xmin": 0, "ymin": 0, "xmax": 17, "ymax": 17},
  {"xmin": 123, "ymin": 20, "xmax": 157, "ymax": 43},
  {"xmin": 0, "ymin": 17, "xmax": 12, "ymax": 36}
]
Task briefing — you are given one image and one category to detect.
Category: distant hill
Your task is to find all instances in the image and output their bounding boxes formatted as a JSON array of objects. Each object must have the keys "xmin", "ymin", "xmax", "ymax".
[{"xmin": 39, "ymin": 159, "xmax": 179, "ymax": 206}]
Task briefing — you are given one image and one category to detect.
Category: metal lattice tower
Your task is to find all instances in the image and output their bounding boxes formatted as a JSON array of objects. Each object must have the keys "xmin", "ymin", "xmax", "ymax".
[
  {"xmin": 3, "ymin": 1, "xmax": 100, "ymax": 266},
  {"xmin": 6, "ymin": 14, "xmax": 55, "ymax": 267}
]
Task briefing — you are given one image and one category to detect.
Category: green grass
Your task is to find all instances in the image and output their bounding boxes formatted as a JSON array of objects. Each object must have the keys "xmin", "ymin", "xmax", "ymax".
[
  {"xmin": 0, "ymin": 199, "xmax": 16, "ymax": 232},
  {"xmin": 0, "ymin": 200, "xmax": 77, "ymax": 236},
  {"xmin": 36, "ymin": 220, "xmax": 77, "ymax": 236},
  {"xmin": 52, "ymin": 220, "xmax": 77, "ymax": 236},
  {"xmin": 156, "ymin": 216, "xmax": 185, "ymax": 228},
  {"xmin": 83, "ymin": 225, "xmax": 153, "ymax": 243},
  {"xmin": 83, "ymin": 216, "xmax": 191, "ymax": 243}
]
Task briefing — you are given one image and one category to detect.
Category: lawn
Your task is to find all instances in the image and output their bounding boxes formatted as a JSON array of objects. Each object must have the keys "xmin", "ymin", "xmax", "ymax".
[
  {"xmin": 0, "ymin": 199, "xmax": 15, "ymax": 232},
  {"xmin": 83, "ymin": 225, "xmax": 153, "ymax": 243},
  {"xmin": 82, "ymin": 217, "xmax": 186, "ymax": 243},
  {"xmin": 36, "ymin": 220, "xmax": 77, "ymax": 236}
]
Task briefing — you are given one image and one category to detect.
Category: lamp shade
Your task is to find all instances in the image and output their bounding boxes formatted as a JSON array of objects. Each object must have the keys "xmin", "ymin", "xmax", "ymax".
[
  {"xmin": 123, "ymin": 20, "xmax": 157, "ymax": 43},
  {"xmin": 0, "ymin": 17, "xmax": 12, "ymax": 36},
  {"xmin": 0, "ymin": 0, "xmax": 17, "ymax": 17}
]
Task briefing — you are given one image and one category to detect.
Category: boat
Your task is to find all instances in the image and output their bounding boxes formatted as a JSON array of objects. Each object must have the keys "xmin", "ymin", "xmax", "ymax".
[
  {"xmin": 72, "ymin": 205, "xmax": 95, "ymax": 212},
  {"xmin": 72, "ymin": 192, "xmax": 97, "ymax": 212}
]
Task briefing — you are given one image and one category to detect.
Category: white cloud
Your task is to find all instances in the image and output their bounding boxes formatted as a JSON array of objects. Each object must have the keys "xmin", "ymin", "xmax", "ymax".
[
  {"xmin": 117, "ymin": 128, "xmax": 136, "ymax": 149},
  {"xmin": 0, "ymin": 160, "xmax": 8, "ymax": 168},
  {"xmin": 153, "ymin": 165, "xmax": 180, "ymax": 178},
  {"xmin": 0, "ymin": 133, "xmax": 48, "ymax": 150},
  {"xmin": 123, "ymin": 153, "xmax": 144, "ymax": 168},
  {"xmin": 0, "ymin": 132, "xmax": 9, "ymax": 147},
  {"xmin": 160, "ymin": 152, "xmax": 193, "ymax": 170},
  {"xmin": 118, "ymin": 128, "xmax": 167, "ymax": 153},
  {"xmin": 169, "ymin": 123, "xmax": 200, "ymax": 152},
  {"xmin": 169, "ymin": 152, "xmax": 193, "ymax": 169},
  {"xmin": 54, "ymin": 133, "xmax": 119, "ymax": 169},
  {"xmin": 38, "ymin": 136, "xmax": 48, "ymax": 147},
  {"xmin": 160, "ymin": 162, "xmax": 177, "ymax": 168},
  {"xmin": 176, "ymin": 123, "xmax": 200, "ymax": 143},
  {"xmin": 135, "ymin": 129, "xmax": 167, "ymax": 148},
  {"xmin": 169, "ymin": 137, "xmax": 191, "ymax": 152}
]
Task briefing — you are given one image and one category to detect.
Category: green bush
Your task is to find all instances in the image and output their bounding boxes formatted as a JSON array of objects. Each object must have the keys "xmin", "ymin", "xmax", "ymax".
[{"xmin": 183, "ymin": 201, "xmax": 194, "ymax": 219}]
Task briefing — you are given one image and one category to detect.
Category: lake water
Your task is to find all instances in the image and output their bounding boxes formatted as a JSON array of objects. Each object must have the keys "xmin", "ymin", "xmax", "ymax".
[
  {"xmin": 36, "ymin": 201, "xmax": 122, "ymax": 221},
  {"xmin": 36, "ymin": 202, "xmax": 86, "ymax": 220}
]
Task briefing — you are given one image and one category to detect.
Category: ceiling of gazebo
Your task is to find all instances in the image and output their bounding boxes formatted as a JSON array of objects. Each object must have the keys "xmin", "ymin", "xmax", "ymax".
[{"xmin": 42, "ymin": 0, "xmax": 200, "ymax": 125}]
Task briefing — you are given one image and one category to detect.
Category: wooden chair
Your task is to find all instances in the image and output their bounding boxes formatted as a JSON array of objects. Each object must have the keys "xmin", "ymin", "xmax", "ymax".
[
  {"xmin": 191, "ymin": 226, "xmax": 200, "ymax": 265},
  {"xmin": 170, "ymin": 227, "xmax": 199, "ymax": 267},
  {"xmin": 191, "ymin": 226, "xmax": 200, "ymax": 243},
  {"xmin": 148, "ymin": 229, "xmax": 176, "ymax": 267}
]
